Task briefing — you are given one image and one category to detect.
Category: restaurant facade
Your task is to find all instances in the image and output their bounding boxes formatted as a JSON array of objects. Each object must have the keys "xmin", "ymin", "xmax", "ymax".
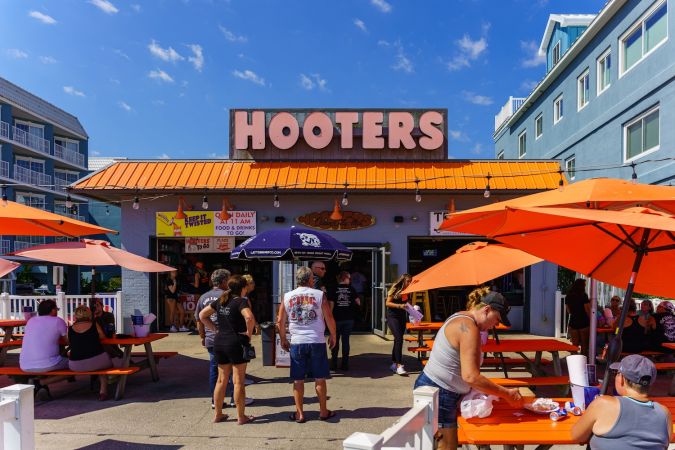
[{"xmin": 72, "ymin": 109, "xmax": 563, "ymax": 336}]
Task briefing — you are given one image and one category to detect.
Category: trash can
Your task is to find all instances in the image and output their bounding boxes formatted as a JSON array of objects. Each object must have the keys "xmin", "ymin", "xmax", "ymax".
[{"xmin": 260, "ymin": 321, "xmax": 276, "ymax": 366}]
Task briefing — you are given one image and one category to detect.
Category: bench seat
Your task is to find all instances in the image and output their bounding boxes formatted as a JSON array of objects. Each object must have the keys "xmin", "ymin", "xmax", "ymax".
[
  {"xmin": 483, "ymin": 357, "xmax": 551, "ymax": 366},
  {"xmin": 130, "ymin": 351, "xmax": 177, "ymax": 359},
  {"xmin": 0, "ymin": 339, "xmax": 23, "ymax": 348},
  {"xmin": 655, "ymin": 362, "xmax": 675, "ymax": 371}
]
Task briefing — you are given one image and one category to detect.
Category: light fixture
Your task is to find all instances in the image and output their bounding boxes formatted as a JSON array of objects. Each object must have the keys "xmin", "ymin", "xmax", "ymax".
[
  {"xmin": 1, "ymin": 186, "xmax": 7, "ymax": 207},
  {"xmin": 70, "ymin": 205, "xmax": 78, "ymax": 215},
  {"xmin": 260, "ymin": 215, "xmax": 269, "ymax": 222},
  {"xmin": 66, "ymin": 194, "xmax": 73, "ymax": 209},
  {"xmin": 220, "ymin": 198, "xmax": 231, "ymax": 222},
  {"xmin": 483, "ymin": 174, "xmax": 492, "ymax": 198},
  {"xmin": 273, "ymin": 186, "xmax": 280, "ymax": 208},
  {"xmin": 330, "ymin": 199, "xmax": 343, "ymax": 221},
  {"xmin": 446, "ymin": 198, "xmax": 456, "ymax": 217},
  {"xmin": 202, "ymin": 195, "xmax": 209, "ymax": 210},
  {"xmin": 132, "ymin": 196, "xmax": 140, "ymax": 210},
  {"xmin": 341, "ymin": 183, "xmax": 349, "ymax": 206},
  {"xmin": 105, "ymin": 205, "xmax": 110, "ymax": 216},
  {"xmin": 558, "ymin": 169, "xmax": 565, "ymax": 192},
  {"xmin": 175, "ymin": 196, "xmax": 187, "ymax": 219},
  {"xmin": 410, "ymin": 215, "xmax": 419, "ymax": 222},
  {"xmin": 630, "ymin": 161, "xmax": 638, "ymax": 184},
  {"xmin": 414, "ymin": 179, "xmax": 421, "ymax": 203}
]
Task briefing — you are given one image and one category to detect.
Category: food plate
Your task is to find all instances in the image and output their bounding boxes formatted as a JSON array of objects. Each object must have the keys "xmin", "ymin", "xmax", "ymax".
[{"xmin": 523, "ymin": 401, "xmax": 559, "ymax": 414}]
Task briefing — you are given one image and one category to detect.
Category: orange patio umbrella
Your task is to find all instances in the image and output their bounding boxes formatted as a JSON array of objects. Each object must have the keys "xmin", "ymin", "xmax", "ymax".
[
  {"xmin": 0, "ymin": 257, "xmax": 20, "ymax": 278},
  {"xmin": 479, "ymin": 205, "xmax": 675, "ymax": 393},
  {"xmin": 0, "ymin": 200, "xmax": 116, "ymax": 237},
  {"xmin": 401, "ymin": 241, "xmax": 542, "ymax": 294}
]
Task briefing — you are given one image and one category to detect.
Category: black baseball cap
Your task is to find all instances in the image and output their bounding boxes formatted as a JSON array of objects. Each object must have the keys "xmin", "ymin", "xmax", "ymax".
[
  {"xmin": 610, "ymin": 354, "xmax": 657, "ymax": 387},
  {"xmin": 484, "ymin": 291, "xmax": 511, "ymax": 327}
]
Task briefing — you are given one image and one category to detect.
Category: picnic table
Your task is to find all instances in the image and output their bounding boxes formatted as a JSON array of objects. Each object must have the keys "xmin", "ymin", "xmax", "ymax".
[
  {"xmin": 0, "ymin": 319, "xmax": 26, "ymax": 366},
  {"xmin": 101, "ymin": 333, "xmax": 168, "ymax": 400},
  {"xmin": 483, "ymin": 338, "xmax": 578, "ymax": 377},
  {"xmin": 458, "ymin": 396, "xmax": 675, "ymax": 450}
]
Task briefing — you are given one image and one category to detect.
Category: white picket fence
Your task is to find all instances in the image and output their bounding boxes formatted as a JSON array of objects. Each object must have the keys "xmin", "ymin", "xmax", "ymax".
[
  {"xmin": 343, "ymin": 387, "xmax": 438, "ymax": 450},
  {"xmin": 0, "ymin": 292, "xmax": 123, "ymax": 328},
  {"xmin": 0, "ymin": 384, "xmax": 34, "ymax": 450}
]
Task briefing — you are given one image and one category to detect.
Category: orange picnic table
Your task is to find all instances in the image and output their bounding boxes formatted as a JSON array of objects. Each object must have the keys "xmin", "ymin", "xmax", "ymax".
[
  {"xmin": 458, "ymin": 396, "xmax": 675, "ymax": 449},
  {"xmin": 0, "ymin": 319, "xmax": 26, "ymax": 366},
  {"xmin": 483, "ymin": 338, "xmax": 578, "ymax": 377}
]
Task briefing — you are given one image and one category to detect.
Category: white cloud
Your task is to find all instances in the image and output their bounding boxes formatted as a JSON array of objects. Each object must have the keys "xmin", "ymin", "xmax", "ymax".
[
  {"xmin": 377, "ymin": 40, "xmax": 390, "ymax": 47},
  {"xmin": 448, "ymin": 130, "xmax": 469, "ymax": 142},
  {"xmin": 29, "ymin": 11, "xmax": 56, "ymax": 24},
  {"xmin": 113, "ymin": 49, "xmax": 130, "ymax": 60},
  {"xmin": 353, "ymin": 18, "xmax": 367, "ymax": 33},
  {"xmin": 462, "ymin": 90, "xmax": 493, "ymax": 106},
  {"xmin": 233, "ymin": 69, "xmax": 265, "ymax": 86},
  {"xmin": 39, "ymin": 56, "xmax": 57, "ymax": 64},
  {"xmin": 148, "ymin": 40, "xmax": 184, "ymax": 63},
  {"xmin": 109, "ymin": 78, "xmax": 120, "ymax": 85},
  {"xmin": 131, "ymin": 4, "xmax": 141, "ymax": 12},
  {"xmin": 118, "ymin": 101, "xmax": 132, "ymax": 112},
  {"xmin": 187, "ymin": 44, "xmax": 204, "ymax": 72},
  {"xmin": 91, "ymin": 150, "xmax": 101, "ymax": 156},
  {"xmin": 63, "ymin": 86, "xmax": 85, "ymax": 97},
  {"xmin": 300, "ymin": 74, "xmax": 314, "ymax": 90},
  {"xmin": 299, "ymin": 73, "xmax": 328, "ymax": 91},
  {"xmin": 148, "ymin": 69, "xmax": 174, "ymax": 83},
  {"xmin": 520, "ymin": 40, "xmax": 546, "ymax": 68},
  {"xmin": 208, "ymin": 152, "xmax": 229, "ymax": 159},
  {"xmin": 520, "ymin": 79, "xmax": 539, "ymax": 92},
  {"xmin": 159, "ymin": 153, "xmax": 170, "ymax": 159},
  {"xmin": 393, "ymin": 48, "xmax": 414, "ymax": 73},
  {"xmin": 218, "ymin": 25, "xmax": 247, "ymax": 43},
  {"xmin": 370, "ymin": 0, "xmax": 392, "ymax": 13},
  {"xmin": 88, "ymin": 0, "xmax": 119, "ymax": 14},
  {"xmin": 446, "ymin": 25, "xmax": 490, "ymax": 71},
  {"xmin": 471, "ymin": 143, "xmax": 483, "ymax": 155},
  {"xmin": 6, "ymin": 49, "xmax": 28, "ymax": 59}
]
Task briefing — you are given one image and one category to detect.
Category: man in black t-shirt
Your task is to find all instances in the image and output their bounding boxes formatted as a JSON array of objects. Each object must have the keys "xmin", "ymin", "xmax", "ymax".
[{"xmin": 329, "ymin": 271, "xmax": 361, "ymax": 371}]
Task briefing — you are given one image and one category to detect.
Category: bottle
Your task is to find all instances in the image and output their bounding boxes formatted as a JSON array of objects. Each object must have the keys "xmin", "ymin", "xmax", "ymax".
[{"xmin": 564, "ymin": 402, "xmax": 582, "ymax": 416}]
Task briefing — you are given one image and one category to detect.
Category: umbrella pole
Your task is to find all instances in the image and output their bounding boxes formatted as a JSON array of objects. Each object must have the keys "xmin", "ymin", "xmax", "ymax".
[
  {"xmin": 600, "ymin": 229, "xmax": 651, "ymax": 395},
  {"xmin": 589, "ymin": 277, "xmax": 597, "ymax": 366}
]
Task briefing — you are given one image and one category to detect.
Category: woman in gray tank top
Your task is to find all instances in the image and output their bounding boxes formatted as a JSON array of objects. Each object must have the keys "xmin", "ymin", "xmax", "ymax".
[
  {"xmin": 413, "ymin": 288, "xmax": 524, "ymax": 450},
  {"xmin": 571, "ymin": 354, "xmax": 672, "ymax": 449}
]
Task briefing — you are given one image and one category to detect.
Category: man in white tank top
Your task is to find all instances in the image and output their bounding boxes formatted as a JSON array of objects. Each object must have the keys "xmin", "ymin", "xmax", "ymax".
[{"xmin": 278, "ymin": 266, "xmax": 337, "ymax": 423}]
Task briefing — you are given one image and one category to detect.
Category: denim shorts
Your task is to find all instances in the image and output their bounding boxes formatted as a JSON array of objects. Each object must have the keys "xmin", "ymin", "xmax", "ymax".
[
  {"xmin": 290, "ymin": 343, "xmax": 330, "ymax": 381},
  {"xmin": 414, "ymin": 371, "xmax": 462, "ymax": 429}
]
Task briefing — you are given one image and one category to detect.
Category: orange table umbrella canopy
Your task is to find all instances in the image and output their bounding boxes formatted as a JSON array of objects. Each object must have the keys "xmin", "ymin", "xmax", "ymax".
[
  {"xmin": 12, "ymin": 239, "xmax": 174, "ymax": 272},
  {"xmin": 0, "ymin": 200, "xmax": 116, "ymax": 237},
  {"xmin": 402, "ymin": 241, "xmax": 542, "ymax": 294}
]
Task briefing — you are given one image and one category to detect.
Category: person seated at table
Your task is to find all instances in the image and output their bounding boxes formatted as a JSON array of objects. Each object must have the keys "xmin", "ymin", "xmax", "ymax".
[
  {"xmin": 20, "ymin": 299, "xmax": 69, "ymax": 372},
  {"xmin": 650, "ymin": 301, "xmax": 675, "ymax": 353},
  {"xmin": 68, "ymin": 305, "xmax": 120, "ymax": 401},
  {"xmin": 609, "ymin": 295, "xmax": 622, "ymax": 323},
  {"xmin": 638, "ymin": 299, "xmax": 657, "ymax": 333},
  {"xmin": 571, "ymin": 354, "xmax": 671, "ymax": 449},
  {"xmin": 199, "ymin": 275, "xmax": 256, "ymax": 424},
  {"xmin": 565, "ymin": 278, "xmax": 591, "ymax": 358},
  {"xmin": 621, "ymin": 299, "xmax": 648, "ymax": 354},
  {"xmin": 413, "ymin": 289, "xmax": 523, "ymax": 450}
]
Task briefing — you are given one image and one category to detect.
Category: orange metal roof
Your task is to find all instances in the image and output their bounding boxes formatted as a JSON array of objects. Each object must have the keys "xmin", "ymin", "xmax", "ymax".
[{"xmin": 73, "ymin": 160, "xmax": 564, "ymax": 195}]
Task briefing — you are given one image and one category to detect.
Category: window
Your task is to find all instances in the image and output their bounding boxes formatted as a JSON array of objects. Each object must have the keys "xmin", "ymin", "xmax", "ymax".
[
  {"xmin": 552, "ymin": 42, "xmax": 561, "ymax": 66},
  {"xmin": 624, "ymin": 107, "xmax": 660, "ymax": 161},
  {"xmin": 554, "ymin": 95, "xmax": 564, "ymax": 124},
  {"xmin": 15, "ymin": 156, "xmax": 45, "ymax": 173},
  {"xmin": 565, "ymin": 156, "xmax": 576, "ymax": 180},
  {"xmin": 577, "ymin": 69, "xmax": 590, "ymax": 110},
  {"xmin": 621, "ymin": 1, "xmax": 667, "ymax": 75},
  {"xmin": 54, "ymin": 137, "xmax": 79, "ymax": 153},
  {"xmin": 14, "ymin": 121, "xmax": 44, "ymax": 138},
  {"xmin": 16, "ymin": 192, "xmax": 45, "ymax": 209},
  {"xmin": 535, "ymin": 114, "xmax": 543, "ymax": 139},
  {"xmin": 518, "ymin": 131, "xmax": 527, "ymax": 158},
  {"xmin": 597, "ymin": 49, "xmax": 612, "ymax": 94},
  {"xmin": 497, "ymin": 150, "xmax": 504, "ymax": 160}
]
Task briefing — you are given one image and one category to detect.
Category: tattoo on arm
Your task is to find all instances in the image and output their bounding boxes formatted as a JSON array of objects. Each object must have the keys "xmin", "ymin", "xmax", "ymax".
[{"xmin": 460, "ymin": 322, "xmax": 469, "ymax": 333}]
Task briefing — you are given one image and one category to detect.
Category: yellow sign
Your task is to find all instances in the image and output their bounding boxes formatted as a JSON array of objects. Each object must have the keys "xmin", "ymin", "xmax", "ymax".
[{"xmin": 156, "ymin": 211, "xmax": 215, "ymax": 237}]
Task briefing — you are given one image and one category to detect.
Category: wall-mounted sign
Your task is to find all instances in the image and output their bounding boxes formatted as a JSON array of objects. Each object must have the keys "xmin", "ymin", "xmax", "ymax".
[
  {"xmin": 297, "ymin": 210, "xmax": 375, "ymax": 231},
  {"xmin": 230, "ymin": 109, "xmax": 448, "ymax": 161},
  {"xmin": 429, "ymin": 211, "xmax": 477, "ymax": 237},
  {"xmin": 157, "ymin": 211, "xmax": 257, "ymax": 237},
  {"xmin": 185, "ymin": 237, "xmax": 236, "ymax": 253}
]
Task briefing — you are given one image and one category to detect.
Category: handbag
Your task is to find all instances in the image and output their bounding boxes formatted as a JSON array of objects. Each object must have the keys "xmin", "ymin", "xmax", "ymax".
[{"xmin": 242, "ymin": 343, "xmax": 256, "ymax": 361}]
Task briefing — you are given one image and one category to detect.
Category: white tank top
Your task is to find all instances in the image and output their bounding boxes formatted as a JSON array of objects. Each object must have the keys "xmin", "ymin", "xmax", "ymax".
[{"xmin": 283, "ymin": 286, "xmax": 326, "ymax": 344}]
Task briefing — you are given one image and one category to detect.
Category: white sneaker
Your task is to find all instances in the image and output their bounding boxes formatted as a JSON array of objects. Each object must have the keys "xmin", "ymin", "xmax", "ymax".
[
  {"xmin": 169, "ymin": 325, "xmax": 178, "ymax": 333},
  {"xmin": 179, "ymin": 326, "xmax": 189, "ymax": 332},
  {"xmin": 396, "ymin": 365, "xmax": 408, "ymax": 376},
  {"xmin": 390, "ymin": 363, "xmax": 397, "ymax": 372},
  {"xmin": 229, "ymin": 397, "xmax": 254, "ymax": 406}
]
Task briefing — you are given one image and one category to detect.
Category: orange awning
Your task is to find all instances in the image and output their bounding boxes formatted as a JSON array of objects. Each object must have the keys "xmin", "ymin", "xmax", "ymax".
[{"xmin": 72, "ymin": 160, "xmax": 564, "ymax": 199}]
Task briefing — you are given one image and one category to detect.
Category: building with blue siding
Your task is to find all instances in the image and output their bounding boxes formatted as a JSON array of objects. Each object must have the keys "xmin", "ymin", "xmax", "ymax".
[
  {"xmin": 494, "ymin": 0, "xmax": 674, "ymax": 186},
  {"xmin": 0, "ymin": 76, "xmax": 91, "ymax": 292}
]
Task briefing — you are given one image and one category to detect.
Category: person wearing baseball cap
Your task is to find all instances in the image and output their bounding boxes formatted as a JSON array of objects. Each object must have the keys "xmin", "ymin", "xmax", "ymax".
[{"xmin": 571, "ymin": 354, "xmax": 672, "ymax": 448}]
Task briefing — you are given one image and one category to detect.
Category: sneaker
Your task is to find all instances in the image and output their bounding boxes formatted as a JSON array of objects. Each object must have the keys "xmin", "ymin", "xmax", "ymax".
[
  {"xmin": 211, "ymin": 402, "xmax": 227, "ymax": 410},
  {"xmin": 169, "ymin": 325, "xmax": 178, "ymax": 333},
  {"xmin": 396, "ymin": 365, "xmax": 408, "ymax": 376},
  {"xmin": 389, "ymin": 363, "xmax": 397, "ymax": 372},
  {"xmin": 179, "ymin": 326, "xmax": 189, "ymax": 332},
  {"xmin": 229, "ymin": 397, "xmax": 254, "ymax": 406}
]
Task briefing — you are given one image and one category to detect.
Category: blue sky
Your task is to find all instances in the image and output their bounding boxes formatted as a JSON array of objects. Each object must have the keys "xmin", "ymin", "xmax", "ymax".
[{"xmin": 1, "ymin": 0, "xmax": 605, "ymax": 160}]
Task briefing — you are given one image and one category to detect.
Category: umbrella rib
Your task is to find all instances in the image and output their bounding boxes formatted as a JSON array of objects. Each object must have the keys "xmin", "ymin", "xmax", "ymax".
[
  {"xmin": 648, "ymin": 243, "xmax": 675, "ymax": 252},
  {"xmin": 26, "ymin": 219, "xmax": 77, "ymax": 238},
  {"xmin": 494, "ymin": 221, "xmax": 594, "ymax": 239},
  {"xmin": 615, "ymin": 224, "xmax": 639, "ymax": 248},
  {"xmin": 591, "ymin": 223, "xmax": 639, "ymax": 250},
  {"xmin": 586, "ymin": 226, "xmax": 640, "ymax": 278}
]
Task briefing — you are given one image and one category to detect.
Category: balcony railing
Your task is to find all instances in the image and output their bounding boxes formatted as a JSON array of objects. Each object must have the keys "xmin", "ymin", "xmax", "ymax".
[
  {"xmin": 57, "ymin": 211, "xmax": 85, "ymax": 222},
  {"xmin": 0, "ymin": 122, "xmax": 8, "ymax": 140},
  {"xmin": 54, "ymin": 178, "xmax": 69, "ymax": 192},
  {"xmin": 11, "ymin": 126, "xmax": 50, "ymax": 156},
  {"xmin": 494, "ymin": 96, "xmax": 526, "ymax": 132},
  {"xmin": 54, "ymin": 143, "xmax": 85, "ymax": 168},
  {"xmin": 13, "ymin": 165, "xmax": 51, "ymax": 188},
  {"xmin": 13, "ymin": 237, "xmax": 45, "ymax": 251},
  {"xmin": 0, "ymin": 240, "xmax": 10, "ymax": 255},
  {"xmin": 0, "ymin": 161, "xmax": 8, "ymax": 179}
]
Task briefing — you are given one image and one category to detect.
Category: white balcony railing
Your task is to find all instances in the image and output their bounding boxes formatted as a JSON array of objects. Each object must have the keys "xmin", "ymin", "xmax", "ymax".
[
  {"xmin": 54, "ymin": 178, "xmax": 69, "ymax": 192},
  {"xmin": 13, "ymin": 237, "xmax": 46, "ymax": 251},
  {"xmin": 13, "ymin": 164, "xmax": 51, "ymax": 188},
  {"xmin": 11, "ymin": 126, "xmax": 50, "ymax": 156},
  {"xmin": 0, "ymin": 240, "xmax": 10, "ymax": 255},
  {"xmin": 0, "ymin": 384, "xmax": 35, "ymax": 450},
  {"xmin": 0, "ymin": 121, "xmax": 8, "ymax": 140},
  {"xmin": 0, "ymin": 161, "xmax": 8, "ymax": 179},
  {"xmin": 54, "ymin": 143, "xmax": 85, "ymax": 168},
  {"xmin": 494, "ymin": 96, "xmax": 526, "ymax": 132}
]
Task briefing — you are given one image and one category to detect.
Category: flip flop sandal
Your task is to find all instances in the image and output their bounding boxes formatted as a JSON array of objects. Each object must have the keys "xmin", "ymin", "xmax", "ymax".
[
  {"xmin": 213, "ymin": 414, "xmax": 229, "ymax": 423},
  {"xmin": 289, "ymin": 412, "xmax": 306, "ymax": 423},
  {"xmin": 237, "ymin": 415, "xmax": 256, "ymax": 425},
  {"xmin": 319, "ymin": 410, "xmax": 337, "ymax": 421}
]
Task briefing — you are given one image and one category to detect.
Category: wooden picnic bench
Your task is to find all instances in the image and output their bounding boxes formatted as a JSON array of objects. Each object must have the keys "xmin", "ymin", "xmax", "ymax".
[{"xmin": 0, "ymin": 320, "xmax": 26, "ymax": 366}]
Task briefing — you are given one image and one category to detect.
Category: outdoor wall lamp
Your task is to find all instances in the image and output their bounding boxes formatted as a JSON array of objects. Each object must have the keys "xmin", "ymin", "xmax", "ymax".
[
  {"xmin": 274, "ymin": 216, "xmax": 286, "ymax": 223},
  {"xmin": 393, "ymin": 215, "xmax": 404, "ymax": 223}
]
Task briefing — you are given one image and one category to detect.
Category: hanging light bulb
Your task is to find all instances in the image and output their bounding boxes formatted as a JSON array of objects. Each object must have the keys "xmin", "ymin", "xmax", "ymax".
[
  {"xmin": 558, "ymin": 170, "xmax": 565, "ymax": 192},
  {"xmin": 273, "ymin": 186, "xmax": 280, "ymax": 208},
  {"xmin": 414, "ymin": 179, "xmax": 421, "ymax": 203},
  {"xmin": 132, "ymin": 196, "xmax": 140, "ymax": 210},
  {"xmin": 105, "ymin": 205, "xmax": 110, "ymax": 216},
  {"xmin": 341, "ymin": 183, "xmax": 349, "ymax": 206},
  {"xmin": 483, "ymin": 174, "xmax": 492, "ymax": 199},
  {"xmin": 630, "ymin": 161, "xmax": 638, "ymax": 184},
  {"xmin": 66, "ymin": 194, "xmax": 73, "ymax": 209},
  {"xmin": 1, "ymin": 186, "xmax": 7, "ymax": 207},
  {"xmin": 202, "ymin": 195, "xmax": 209, "ymax": 210}
]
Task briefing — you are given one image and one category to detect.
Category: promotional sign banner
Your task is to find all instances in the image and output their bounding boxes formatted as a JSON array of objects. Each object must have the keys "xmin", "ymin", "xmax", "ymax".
[
  {"xmin": 185, "ymin": 237, "xmax": 236, "ymax": 253},
  {"xmin": 157, "ymin": 211, "xmax": 256, "ymax": 237}
]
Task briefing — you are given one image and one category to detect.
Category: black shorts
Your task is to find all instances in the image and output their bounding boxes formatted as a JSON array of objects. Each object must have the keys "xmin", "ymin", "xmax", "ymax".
[{"xmin": 213, "ymin": 337, "xmax": 248, "ymax": 365}]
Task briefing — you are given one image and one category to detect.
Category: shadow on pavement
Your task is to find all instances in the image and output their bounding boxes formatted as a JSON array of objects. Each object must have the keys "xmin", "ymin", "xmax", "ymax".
[{"xmin": 75, "ymin": 440, "xmax": 182, "ymax": 449}]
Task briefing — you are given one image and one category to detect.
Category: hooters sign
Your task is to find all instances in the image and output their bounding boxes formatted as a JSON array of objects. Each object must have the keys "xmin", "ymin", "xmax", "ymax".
[{"xmin": 229, "ymin": 109, "xmax": 448, "ymax": 161}]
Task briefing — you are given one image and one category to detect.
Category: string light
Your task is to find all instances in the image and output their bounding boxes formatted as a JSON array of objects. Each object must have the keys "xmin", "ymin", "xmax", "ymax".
[
  {"xmin": 105, "ymin": 205, "xmax": 110, "ymax": 216},
  {"xmin": 66, "ymin": 194, "xmax": 73, "ymax": 209},
  {"xmin": 132, "ymin": 196, "xmax": 140, "ymax": 210},
  {"xmin": 414, "ymin": 179, "xmax": 422, "ymax": 203},
  {"xmin": 202, "ymin": 195, "xmax": 209, "ymax": 210},
  {"xmin": 558, "ymin": 170, "xmax": 565, "ymax": 192},
  {"xmin": 1, "ymin": 186, "xmax": 7, "ymax": 207},
  {"xmin": 341, "ymin": 183, "xmax": 349, "ymax": 206},
  {"xmin": 630, "ymin": 161, "xmax": 638, "ymax": 184},
  {"xmin": 273, "ymin": 186, "xmax": 280, "ymax": 208},
  {"xmin": 483, "ymin": 174, "xmax": 492, "ymax": 199}
]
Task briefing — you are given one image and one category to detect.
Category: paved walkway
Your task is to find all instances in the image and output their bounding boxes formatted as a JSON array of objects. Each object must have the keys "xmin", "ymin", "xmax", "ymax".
[{"xmin": 1, "ymin": 333, "xmax": 672, "ymax": 449}]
